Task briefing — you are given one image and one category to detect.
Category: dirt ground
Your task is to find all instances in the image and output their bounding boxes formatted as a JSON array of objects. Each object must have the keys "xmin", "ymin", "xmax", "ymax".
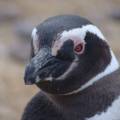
[{"xmin": 0, "ymin": 0, "xmax": 120, "ymax": 120}]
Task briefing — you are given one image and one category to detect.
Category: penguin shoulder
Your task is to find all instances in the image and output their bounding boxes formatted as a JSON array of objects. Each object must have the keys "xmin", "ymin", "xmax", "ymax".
[{"xmin": 22, "ymin": 92, "xmax": 65, "ymax": 120}]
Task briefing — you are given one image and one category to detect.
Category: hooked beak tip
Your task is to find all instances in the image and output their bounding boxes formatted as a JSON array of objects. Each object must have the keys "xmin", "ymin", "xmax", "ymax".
[
  {"xmin": 24, "ymin": 74, "xmax": 35, "ymax": 85},
  {"xmin": 24, "ymin": 66, "xmax": 42, "ymax": 85},
  {"xmin": 25, "ymin": 80, "xmax": 34, "ymax": 85},
  {"xmin": 24, "ymin": 65, "xmax": 36, "ymax": 85}
]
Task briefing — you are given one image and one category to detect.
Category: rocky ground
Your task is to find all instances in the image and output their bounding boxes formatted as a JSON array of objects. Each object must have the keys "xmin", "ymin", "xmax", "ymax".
[{"xmin": 0, "ymin": 0, "xmax": 119, "ymax": 120}]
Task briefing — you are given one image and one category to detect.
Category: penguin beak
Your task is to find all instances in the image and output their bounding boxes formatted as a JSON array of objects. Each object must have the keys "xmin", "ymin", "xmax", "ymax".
[
  {"xmin": 24, "ymin": 47, "xmax": 55, "ymax": 85},
  {"xmin": 24, "ymin": 47, "xmax": 70, "ymax": 85}
]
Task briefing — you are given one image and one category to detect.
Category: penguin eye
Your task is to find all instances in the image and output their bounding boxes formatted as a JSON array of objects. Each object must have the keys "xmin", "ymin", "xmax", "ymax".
[{"xmin": 74, "ymin": 43, "xmax": 84, "ymax": 54}]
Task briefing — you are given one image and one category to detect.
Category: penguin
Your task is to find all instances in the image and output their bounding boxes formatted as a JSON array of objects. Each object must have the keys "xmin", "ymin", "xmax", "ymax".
[{"xmin": 22, "ymin": 15, "xmax": 120, "ymax": 120}]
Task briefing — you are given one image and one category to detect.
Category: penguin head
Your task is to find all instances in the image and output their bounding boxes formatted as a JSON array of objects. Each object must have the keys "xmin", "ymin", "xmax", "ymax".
[{"xmin": 24, "ymin": 15, "xmax": 111, "ymax": 95}]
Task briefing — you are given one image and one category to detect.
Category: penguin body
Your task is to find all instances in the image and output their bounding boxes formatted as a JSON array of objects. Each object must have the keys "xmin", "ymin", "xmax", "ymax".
[{"xmin": 22, "ymin": 15, "xmax": 120, "ymax": 120}]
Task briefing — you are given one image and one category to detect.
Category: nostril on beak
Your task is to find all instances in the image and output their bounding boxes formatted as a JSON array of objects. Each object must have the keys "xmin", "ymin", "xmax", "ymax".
[{"xmin": 24, "ymin": 65, "xmax": 36, "ymax": 85}]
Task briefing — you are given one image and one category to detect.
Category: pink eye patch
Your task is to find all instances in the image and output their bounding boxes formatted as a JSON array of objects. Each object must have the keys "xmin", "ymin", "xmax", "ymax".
[{"xmin": 52, "ymin": 35, "xmax": 86, "ymax": 56}]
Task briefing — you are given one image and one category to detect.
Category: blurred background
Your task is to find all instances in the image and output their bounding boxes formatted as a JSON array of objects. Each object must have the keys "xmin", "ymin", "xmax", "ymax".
[{"xmin": 0, "ymin": 0, "xmax": 120, "ymax": 120}]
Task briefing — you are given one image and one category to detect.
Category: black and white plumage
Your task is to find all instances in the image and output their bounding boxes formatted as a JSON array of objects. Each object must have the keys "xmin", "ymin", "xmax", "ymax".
[{"xmin": 22, "ymin": 15, "xmax": 120, "ymax": 120}]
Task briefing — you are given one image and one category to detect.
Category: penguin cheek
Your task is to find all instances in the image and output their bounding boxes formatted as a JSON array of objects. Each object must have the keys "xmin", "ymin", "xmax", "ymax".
[{"xmin": 35, "ymin": 62, "xmax": 72, "ymax": 94}]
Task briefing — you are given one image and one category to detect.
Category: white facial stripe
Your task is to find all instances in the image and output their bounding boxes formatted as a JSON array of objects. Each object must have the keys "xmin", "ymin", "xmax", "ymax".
[
  {"xmin": 52, "ymin": 39, "xmax": 65, "ymax": 56},
  {"xmin": 60, "ymin": 24, "xmax": 105, "ymax": 42},
  {"xmin": 86, "ymin": 96, "xmax": 120, "ymax": 120},
  {"xmin": 62, "ymin": 50, "xmax": 119, "ymax": 95},
  {"xmin": 35, "ymin": 75, "xmax": 53, "ymax": 83},
  {"xmin": 52, "ymin": 24, "xmax": 105, "ymax": 56},
  {"xmin": 31, "ymin": 28, "xmax": 39, "ymax": 54},
  {"xmin": 56, "ymin": 56, "xmax": 79, "ymax": 81}
]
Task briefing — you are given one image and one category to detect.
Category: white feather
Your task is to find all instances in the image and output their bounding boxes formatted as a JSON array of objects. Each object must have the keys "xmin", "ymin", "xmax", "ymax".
[
  {"xmin": 60, "ymin": 24, "xmax": 105, "ymax": 41},
  {"xmin": 31, "ymin": 28, "xmax": 39, "ymax": 54},
  {"xmin": 86, "ymin": 96, "xmax": 120, "ymax": 120}
]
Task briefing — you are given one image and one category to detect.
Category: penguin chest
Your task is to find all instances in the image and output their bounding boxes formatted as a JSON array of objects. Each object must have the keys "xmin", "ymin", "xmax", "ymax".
[{"xmin": 86, "ymin": 96, "xmax": 120, "ymax": 120}]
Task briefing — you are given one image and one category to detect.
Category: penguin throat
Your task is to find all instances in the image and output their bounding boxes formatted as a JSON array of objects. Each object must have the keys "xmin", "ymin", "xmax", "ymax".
[{"xmin": 62, "ymin": 50, "xmax": 119, "ymax": 95}]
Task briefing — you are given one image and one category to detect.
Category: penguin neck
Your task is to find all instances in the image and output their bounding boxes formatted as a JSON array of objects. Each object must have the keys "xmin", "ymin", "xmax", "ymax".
[
  {"xmin": 47, "ymin": 50, "xmax": 119, "ymax": 98},
  {"xmin": 46, "ymin": 51, "xmax": 119, "ymax": 117},
  {"xmin": 48, "ymin": 52, "xmax": 119, "ymax": 114},
  {"xmin": 48, "ymin": 66, "xmax": 120, "ymax": 118},
  {"xmin": 62, "ymin": 50, "xmax": 119, "ymax": 96}
]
